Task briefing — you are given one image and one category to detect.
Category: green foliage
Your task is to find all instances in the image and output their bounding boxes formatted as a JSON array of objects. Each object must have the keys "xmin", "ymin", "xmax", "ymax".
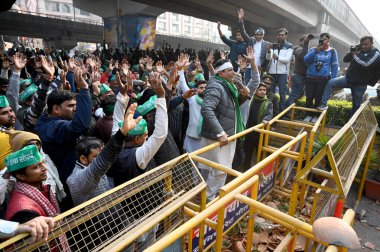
[
  {"xmin": 312, "ymin": 134, "xmax": 330, "ymax": 158},
  {"xmin": 277, "ymin": 203, "xmax": 289, "ymax": 213},
  {"xmin": 295, "ymin": 97, "xmax": 380, "ymax": 127}
]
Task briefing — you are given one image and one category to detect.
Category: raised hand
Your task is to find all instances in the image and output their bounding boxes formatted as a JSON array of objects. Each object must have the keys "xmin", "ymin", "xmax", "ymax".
[
  {"xmin": 121, "ymin": 60, "xmax": 130, "ymax": 76},
  {"xmin": 238, "ymin": 8, "xmax": 245, "ymax": 22},
  {"xmin": 91, "ymin": 70, "xmax": 101, "ymax": 83},
  {"xmin": 74, "ymin": 67, "xmax": 88, "ymax": 89},
  {"xmin": 155, "ymin": 60, "xmax": 164, "ymax": 73},
  {"xmin": 120, "ymin": 103, "xmax": 142, "ymax": 136},
  {"xmin": 176, "ymin": 53, "xmax": 186, "ymax": 68},
  {"xmin": 165, "ymin": 61, "xmax": 175, "ymax": 71},
  {"xmin": 217, "ymin": 21, "xmax": 221, "ymax": 30},
  {"xmin": 206, "ymin": 51, "xmax": 214, "ymax": 65},
  {"xmin": 167, "ymin": 65, "xmax": 179, "ymax": 90},
  {"xmin": 116, "ymin": 71, "xmax": 130, "ymax": 96},
  {"xmin": 146, "ymin": 57, "xmax": 153, "ymax": 71},
  {"xmin": 67, "ymin": 58, "xmax": 76, "ymax": 71},
  {"xmin": 220, "ymin": 50, "xmax": 226, "ymax": 60},
  {"xmin": 149, "ymin": 72, "xmax": 165, "ymax": 98},
  {"xmin": 40, "ymin": 55, "xmax": 55, "ymax": 78},
  {"xmin": 60, "ymin": 70, "xmax": 71, "ymax": 91},
  {"xmin": 13, "ymin": 52, "xmax": 27, "ymax": 72},
  {"xmin": 238, "ymin": 55, "xmax": 247, "ymax": 71},
  {"xmin": 243, "ymin": 46, "xmax": 255, "ymax": 65}
]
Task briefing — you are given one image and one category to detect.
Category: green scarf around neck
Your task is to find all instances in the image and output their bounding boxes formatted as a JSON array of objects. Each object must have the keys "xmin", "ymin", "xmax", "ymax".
[
  {"xmin": 215, "ymin": 74, "xmax": 245, "ymax": 135},
  {"xmin": 196, "ymin": 95, "xmax": 204, "ymax": 135},
  {"xmin": 252, "ymin": 95, "xmax": 269, "ymax": 123}
]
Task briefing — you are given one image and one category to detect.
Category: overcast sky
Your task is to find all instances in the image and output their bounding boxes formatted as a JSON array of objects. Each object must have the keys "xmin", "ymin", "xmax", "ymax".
[{"xmin": 345, "ymin": 0, "xmax": 380, "ymax": 44}]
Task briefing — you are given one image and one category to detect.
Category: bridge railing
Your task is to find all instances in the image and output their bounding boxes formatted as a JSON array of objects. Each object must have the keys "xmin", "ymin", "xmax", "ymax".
[{"xmin": 7, "ymin": 9, "xmax": 104, "ymax": 26}]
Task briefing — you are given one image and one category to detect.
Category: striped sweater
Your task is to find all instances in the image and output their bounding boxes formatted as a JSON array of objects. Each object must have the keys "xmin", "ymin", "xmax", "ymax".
[{"xmin": 67, "ymin": 130, "xmax": 126, "ymax": 206}]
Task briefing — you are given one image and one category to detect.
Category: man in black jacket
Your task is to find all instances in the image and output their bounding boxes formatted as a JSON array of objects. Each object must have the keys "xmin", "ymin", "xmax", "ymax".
[
  {"xmin": 286, "ymin": 35, "xmax": 310, "ymax": 107},
  {"xmin": 317, "ymin": 36, "xmax": 380, "ymax": 115}
]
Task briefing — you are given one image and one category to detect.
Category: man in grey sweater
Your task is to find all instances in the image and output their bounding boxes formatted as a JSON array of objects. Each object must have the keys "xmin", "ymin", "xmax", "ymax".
[
  {"xmin": 66, "ymin": 101, "xmax": 140, "ymax": 206},
  {"xmin": 199, "ymin": 48, "xmax": 259, "ymax": 201}
]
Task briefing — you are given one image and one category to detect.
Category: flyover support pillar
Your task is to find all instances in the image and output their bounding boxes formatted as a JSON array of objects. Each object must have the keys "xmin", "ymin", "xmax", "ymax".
[{"xmin": 103, "ymin": 14, "xmax": 157, "ymax": 50}]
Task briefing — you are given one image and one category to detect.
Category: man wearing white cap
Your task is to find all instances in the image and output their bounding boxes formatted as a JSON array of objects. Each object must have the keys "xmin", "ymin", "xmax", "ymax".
[{"xmin": 199, "ymin": 59, "xmax": 251, "ymax": 201}]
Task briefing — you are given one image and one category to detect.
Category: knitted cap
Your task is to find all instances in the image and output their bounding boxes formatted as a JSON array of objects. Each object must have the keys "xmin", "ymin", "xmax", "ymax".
[
  {"xmin": 255, "ymin": 28, "xmax": 265, "ymax": 35},
  {"xmin": 8, "ymin": 130, "xmax": 41, "ymax": 152}
]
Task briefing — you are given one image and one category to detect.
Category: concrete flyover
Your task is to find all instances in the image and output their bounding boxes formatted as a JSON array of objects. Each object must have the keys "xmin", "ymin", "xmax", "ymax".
[
  {"xmin": 0, "ymin": 9, "xmax": 103, "ymax": 48},
  {"xmin": 75, "ymin": 0, "xmax": 377, "ymax": 64}
]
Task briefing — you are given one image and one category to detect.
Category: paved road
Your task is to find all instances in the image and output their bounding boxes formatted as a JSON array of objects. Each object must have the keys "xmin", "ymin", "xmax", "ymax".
[{"xmin": 346, "ymin": 184, "xmax": 380, "ymax": 251}]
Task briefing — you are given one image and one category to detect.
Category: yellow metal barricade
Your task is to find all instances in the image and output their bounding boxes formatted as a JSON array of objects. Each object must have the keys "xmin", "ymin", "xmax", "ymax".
[
  {"xmin": 259, "ymin": 104, "xmax": 327, "ymax": 189},
  {"xmin": 289, "ymin": 100, "xmax": 377, "ymax": 221},
  {"xmin": 144, "ymin": 173, "xmax": 357, "ymax": 252},
  {"xmin": 185, "ymin": 130, "xmax": 307, "ymax": 251},
  {"xmin": 0, "ymin": 154, "xmax": 206, "ymax": 252}
]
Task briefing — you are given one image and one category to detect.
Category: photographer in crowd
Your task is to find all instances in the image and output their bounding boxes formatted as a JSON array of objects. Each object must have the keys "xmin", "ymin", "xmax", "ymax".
[
  {"xmin": 266, "ymin": 28, "xmax": 293, "ymax": 112},
  {"xmin": 317, "ymin": 36, "xmax": 380, "ymax": 115},
  {"xmin": 304, "ymin": 33, "xmax": 338, "ymax": 122},
  {"xmin": 285, "ymin": 34, "xmax": 312, "ymax": 109}
]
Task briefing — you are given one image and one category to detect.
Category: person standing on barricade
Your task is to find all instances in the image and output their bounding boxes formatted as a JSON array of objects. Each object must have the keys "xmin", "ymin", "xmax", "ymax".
[
  {"xmin": 217, "ymin": 20, "xmax": 247, "ymax": 72},
  {"xmin": 304, "ymin": 33, "xmax": 338, "ymax": 122},
  {"xmin": 238, "ymin": 8, "xmax": 268, "ymax": 81},
  {"xmin": 285, "ymin": 35, "xmax": 312, "ymax": 111},
  {"xmin": 317, "ymin": 36, "xmax": 380, "ymax": 115},
  {"xmin": 198, "ymin": 58, "xmax": 252, "ymax": 201},
  {"xmin": 266, "ymin": 28, "xmax": 293, "ymax": 112}
]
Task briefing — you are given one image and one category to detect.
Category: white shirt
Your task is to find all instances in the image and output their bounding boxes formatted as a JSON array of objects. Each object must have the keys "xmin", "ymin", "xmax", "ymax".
[
  {"xmin": 254, "ymin": 40, "xmax": 263, "ymax": 67},
  {"xmin": 112, "ymin": 92, "xmax": 168, "ymax": 169}
]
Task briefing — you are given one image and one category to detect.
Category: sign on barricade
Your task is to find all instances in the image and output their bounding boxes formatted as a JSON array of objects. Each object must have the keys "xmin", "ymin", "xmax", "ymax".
[{"xmin": 191, "ymin": 160, "xmax": 277, "ymax": 251}]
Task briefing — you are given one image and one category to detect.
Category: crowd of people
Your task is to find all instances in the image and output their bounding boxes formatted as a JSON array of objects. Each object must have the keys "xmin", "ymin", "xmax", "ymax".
[{"xmin": 0, "ymin": 7, "xmax": 379, "ymax": 247}]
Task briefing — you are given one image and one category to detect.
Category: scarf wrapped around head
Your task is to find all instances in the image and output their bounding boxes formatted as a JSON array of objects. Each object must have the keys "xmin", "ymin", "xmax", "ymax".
[{"xmin": 214, "ymin": 62, "xmax": 233, "ymax": 73}]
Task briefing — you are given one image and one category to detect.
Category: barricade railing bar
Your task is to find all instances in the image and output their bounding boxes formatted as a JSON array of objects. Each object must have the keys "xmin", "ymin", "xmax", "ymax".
[
  {"xmin": 291, "ymin": 100, "xmax": 377, "ymax": 220},
  {"xmin": 145, "ymin": 175, "xmax": 356, "ymax": 251},
  {"xmin": 0, "ymin": 154, "xmax": 205, "ymax": 252},
  {"xmin": 259, "ymin": 104, "xmax": 326, "ymax": 193}
]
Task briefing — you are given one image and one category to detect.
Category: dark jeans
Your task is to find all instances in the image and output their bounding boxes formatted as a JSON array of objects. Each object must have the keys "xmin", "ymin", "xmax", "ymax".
[
  {"xmin": 286, "ymin": 74, "xmax": 306, "ymax": 107},
  {"xmin": 320, "ymin": 76, "xmax": 367, "ymax": 116},
  {"xmin": 270, "ymin": 74, "xmax": 288, "ymax": 112},
  {"xmin": 305, "ymin": 77, "xmax": 329, "ymax": 116}
]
